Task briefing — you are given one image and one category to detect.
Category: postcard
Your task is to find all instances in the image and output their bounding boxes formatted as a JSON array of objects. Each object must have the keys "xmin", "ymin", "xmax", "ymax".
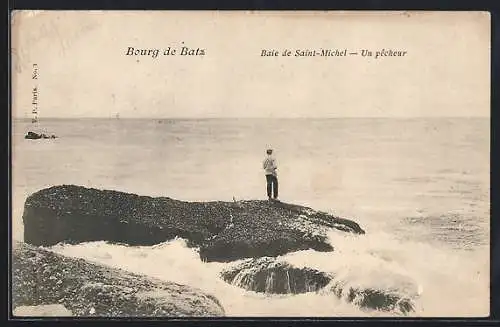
[{"xmin": 10, "ymin": 10, "xmax": 490, "ymax": 318}]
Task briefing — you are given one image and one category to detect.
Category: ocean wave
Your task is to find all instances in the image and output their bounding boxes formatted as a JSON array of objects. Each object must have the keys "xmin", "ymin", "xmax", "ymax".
[{"xmin": 46, "ymin": 224, "xmax": 489, "ymax": 317}]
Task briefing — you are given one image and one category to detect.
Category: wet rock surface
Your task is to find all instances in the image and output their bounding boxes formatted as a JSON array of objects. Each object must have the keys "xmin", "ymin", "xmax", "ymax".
[
  {"xmin": 328, "ymin": 281, "xmax": 416, "ymax": 315},
  {"xmin": 23, "ymin": 185, "xmax": 365, "ymax": 262},
  {"xmin": 221, "ymin": 257, "xmax": 332, "ymax": 294},
  {"xmin": 12, "ymin": 242, "xmax": 225, "ymax": 317},
  {"xmin": 220, "ymin": 256, "xmax": 417, "ymax": 315}
]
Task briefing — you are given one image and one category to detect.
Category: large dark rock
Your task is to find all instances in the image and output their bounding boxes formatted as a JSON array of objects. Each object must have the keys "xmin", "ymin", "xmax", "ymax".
[
  {"xmin": 12, "ymin": 242, "xmax": 225, "ymax": 317},
  {"xmin": 23, "ymin": 185, "xmax": 365, "ymax": 262},
  {"xmin": 220, "ymin": 257, "xmax": 332, "ymax": 294},
  {"xmin": 23, "ymin": 185, "xmax": 229, "ymax": 247}
]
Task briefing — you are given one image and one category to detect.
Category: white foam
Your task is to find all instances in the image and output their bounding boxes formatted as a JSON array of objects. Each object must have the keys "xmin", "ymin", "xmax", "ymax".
[
  {"xmin": 49, "ymin": 239, "xmax": 369, "ymax": 316},
  {"xmin": 48, "ymin": 228, "xmax": 489, "ymax": 317}
]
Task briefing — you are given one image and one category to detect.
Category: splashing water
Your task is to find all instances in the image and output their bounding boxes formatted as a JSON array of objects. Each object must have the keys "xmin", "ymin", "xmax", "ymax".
[
  {"xmin": 280, "ymin": 228, "xmax": 488, "ymax": 317},
  {"xmin": 49, "ymin": 239, "xmax": 371, "ymax": 316},
  {"xmin": 48, "ymin": 222, "xmax": 488, "ymax": 317}
]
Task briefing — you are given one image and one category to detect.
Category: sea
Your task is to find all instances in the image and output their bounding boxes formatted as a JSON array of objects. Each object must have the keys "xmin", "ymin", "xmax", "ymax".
[{"xmin": 11, "ymin": 117, "xmax": 490, "ymax": 317}]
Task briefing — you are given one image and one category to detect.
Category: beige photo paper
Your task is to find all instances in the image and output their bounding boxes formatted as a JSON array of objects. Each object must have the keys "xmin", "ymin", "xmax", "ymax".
[{"xmin": 11, "ymin": 11, "xmax": 490, "ymax": 318}]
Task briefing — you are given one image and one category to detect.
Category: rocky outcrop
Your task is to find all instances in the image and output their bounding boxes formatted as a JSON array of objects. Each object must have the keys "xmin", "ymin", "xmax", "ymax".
[
  {"xmin": 220, "ymin": 256, "xmax": 417, "ymax": 315},
  {"xmin": 23, "ymin": 185, "xmax": 365, "ymax": 262},
  {"xmin": 220, "ymin": 257, "xmax": 332, "ymax": 294},
  {"xmin": 12, "ymin": 242, "xmax": 225, "ymax": 317}
]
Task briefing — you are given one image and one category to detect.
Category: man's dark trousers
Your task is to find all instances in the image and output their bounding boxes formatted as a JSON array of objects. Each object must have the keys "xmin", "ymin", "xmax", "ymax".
[{"xmin": 266, "ymin": 174, "xmax": 278, "ymax": 199}]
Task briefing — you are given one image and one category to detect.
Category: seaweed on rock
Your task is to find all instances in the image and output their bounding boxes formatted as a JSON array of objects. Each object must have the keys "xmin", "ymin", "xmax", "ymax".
[{"xmin": 23, "ymin": 185, "xmax": 365, "ymax": 262}]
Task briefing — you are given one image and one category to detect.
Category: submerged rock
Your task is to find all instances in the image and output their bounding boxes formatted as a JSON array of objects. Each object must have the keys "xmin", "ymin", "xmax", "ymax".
[
  {"xmin": 221, "ymin": 256, "xmax": 417, "ymax": 315},
  {"xmin": 23, "ymin": 185, "xmax": 365, "ymax": 262},
  {"xmin": 12, "ymin": 242, "xmax": 225, "ymax": 317},
  {"xmin": 328, "ymin": 281, "xmax": 416, "ymax": 315},
  {"xmin": 221, "ymin": 257, "xmax": 332, "ymax": 294}
]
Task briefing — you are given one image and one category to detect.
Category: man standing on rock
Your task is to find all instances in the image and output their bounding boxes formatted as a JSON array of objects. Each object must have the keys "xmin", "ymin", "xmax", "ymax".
[{"xmin": 263, "ymin": 149, "xmax": 278, "ymax": 201}]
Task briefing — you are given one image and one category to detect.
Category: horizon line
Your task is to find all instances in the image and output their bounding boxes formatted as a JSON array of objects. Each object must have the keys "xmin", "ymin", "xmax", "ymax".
[{"xmin": 11, "ymin": 115, "xmax": 490, "ymax": 120}]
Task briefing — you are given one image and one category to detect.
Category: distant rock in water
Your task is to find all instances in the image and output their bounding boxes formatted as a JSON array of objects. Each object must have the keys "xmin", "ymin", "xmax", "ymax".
[
  {"xmin": 12, "ymin": 242, "xmax": 225, "ymax": 317},
  {"xmin": 23, "ymin": 185, "xmax": 365, "ymax": 262},
  {"xmin": 24, "ymin": 131, "xmax": 57, "ymax": 139},
  {"xmin": 220, "ymin": 257, "xmax": 332, "ymax": 294}
]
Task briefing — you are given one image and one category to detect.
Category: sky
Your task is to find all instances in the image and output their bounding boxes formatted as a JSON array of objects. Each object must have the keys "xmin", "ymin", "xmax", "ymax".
[{"xmin": 11, "ymin": 11, "xmax": 490, "ymax": 118}]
